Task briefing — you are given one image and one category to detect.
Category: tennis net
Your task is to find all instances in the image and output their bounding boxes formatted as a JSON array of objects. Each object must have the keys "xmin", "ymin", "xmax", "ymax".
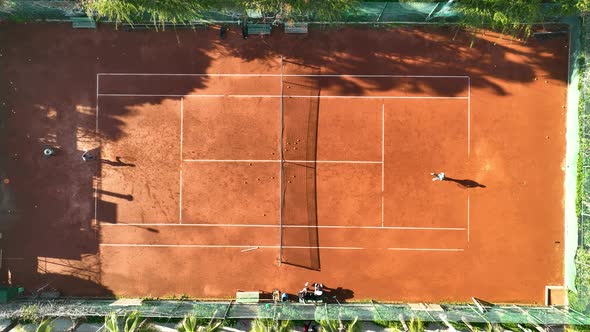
[{"xmin": 279, "ymin": 58, "xmax": 321, "ymax": 270}]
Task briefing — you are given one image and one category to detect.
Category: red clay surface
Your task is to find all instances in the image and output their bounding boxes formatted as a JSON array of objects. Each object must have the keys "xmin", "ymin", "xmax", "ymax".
[{"xmin": 0, "ymin": 23, "xmax": 567, "ymax": 303}]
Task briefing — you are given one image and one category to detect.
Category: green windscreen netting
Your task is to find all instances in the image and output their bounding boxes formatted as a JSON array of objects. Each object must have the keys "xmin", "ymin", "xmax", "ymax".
[
  {"xmin": 339, "ymin": 2, "xmax": 457, "ymax": 23},
  {"xmin": 0, "ymin": 1, "xmax": 83, "ymax": 20},
  {"xmin": 1, "ymin": 299, "xmax": 589, "ymax": 325}
]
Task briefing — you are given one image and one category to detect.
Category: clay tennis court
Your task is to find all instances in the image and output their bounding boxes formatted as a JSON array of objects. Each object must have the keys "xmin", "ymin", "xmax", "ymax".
[{"xmin": 0, "ymin": 23, "xmax": 567, "ymax": 303}]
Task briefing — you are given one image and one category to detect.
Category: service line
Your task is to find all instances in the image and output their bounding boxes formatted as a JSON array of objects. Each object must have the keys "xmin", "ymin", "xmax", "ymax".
[
  {"xmin": 100, "ymin": 243, "xmax": 364, "ymax": 250},
  {"xmin": 183, "ymin": 159, "xmax": 382, "ymax": 164},
  {"xmin": 381, "ymin": 103, "xmax": 385, "ymax": 228},
  {"xmin": 98, "ymin": 73, "xmax": 471, "ymax": 79},
  {"xmin": 97, "ymin": 93, "xmax": 469, "ymax": 100},
  {"xmin": 387, "ymin": 248, "xmax": 464, "ymax": 252},
  {"xmin": 99, "ymin": 223, "xmax": 466, "ymax": 231},
  {"xmin": 179, "ymin": 97, "xmax": 184, "ymax": 224}
]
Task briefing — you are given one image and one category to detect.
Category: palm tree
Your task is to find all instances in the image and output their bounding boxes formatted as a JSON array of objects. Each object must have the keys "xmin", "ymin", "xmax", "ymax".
[
  {"xmin": 178, "ymin": 314, "xmax": 197, "ymax": 332},
  {"xmin": 408, "ymin": 317, "xmax": 424, "ymax": 332},
  {"xmin": 319, "ymin": 317, "xmax": 359, "ymax": 332},
  {"xmin": 35, "ymin": 319, "xmax": 54, "ymax": 332},
  {"xmin": 104, "ymin": 311, "xmax": 150, "ymax": 332},
  {"xmin": 177, "ymin": 314, "xmax": 221, "ymax": 332},
  {"xmin": 249, "ymin": 318, "xmax": 292, "ymax": 332}
]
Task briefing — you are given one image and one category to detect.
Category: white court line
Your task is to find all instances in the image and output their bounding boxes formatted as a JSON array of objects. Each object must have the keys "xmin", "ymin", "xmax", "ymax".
[
  {"xmin": 98, "ymin": 93, "xmax": 469, "ymax": 100},
  {"xmin": 183, "ymin": 159, "xmax": 382, "ymax": 164},
  {"xmin": 99, "ymin": 223, "xmax": 466, "ymax": 231},
  {"xmin": 467, "ymin": 190, "xmax": 470, "ymax": 242},
  {"xmin": 381, "ymin": 103, "xmax": 385, "ymax": 228},
  {"xmin": 468, "ymin": 76, "xmax": 471, "ymax": 158},
  {"xmin": 279, "ymin": 56, "xmax": 284, "ymax": 267},
  {"xmin": 387, "ymin": 248, "xmax": 464, "ymax": 252},
  {"xmin": 180, "ymin": 97, "xmax": 184, "ymax": 162},
  {"xmin": 98, "ymin": 73, "xmax": 471, "ymax": 79},
  {"xmin": 179, "ymin": 169, "xmax": 183, "ymax": 224},
  {"xmin": 94, "ymin": 75, "xmax": 99, "ymax": 224},
  {"xmin": 99, "ymin": 243, "xmax": 364, "ymax": 250},
  {"xmin": 467, "ymin": 79, "xmax": 472, "ymax": 241},
  {"xmin": 179, "ymin": 97, "xmax": 184, "ymax": 224},
  {"xmin": 95, "ymin": 76, "xmax": 100, "ymax": 132}
]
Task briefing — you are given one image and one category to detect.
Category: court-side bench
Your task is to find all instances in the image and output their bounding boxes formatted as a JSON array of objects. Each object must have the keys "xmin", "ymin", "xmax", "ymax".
[
  {"xmin": 285, "ymin": 23, "xmax": 308, "ymax": 34},
  {"xmin": 247, "ymin": 24, "xmax": 272, "ymax": 35},
  {"xmin": 235, "ymin": 291, "xmax": 260, "ymax": 303},
  {"xmin": 71, "ymin": 17, "xmax": 96, "ymax": 29}
]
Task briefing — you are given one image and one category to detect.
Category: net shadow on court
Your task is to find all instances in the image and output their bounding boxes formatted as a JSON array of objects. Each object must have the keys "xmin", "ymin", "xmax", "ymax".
[{"xmin": 280, "ymin": 61, "xmax": 321, "ymax": 270}]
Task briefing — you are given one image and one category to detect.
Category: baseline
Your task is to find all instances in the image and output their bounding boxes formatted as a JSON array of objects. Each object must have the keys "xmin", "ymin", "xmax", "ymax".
[
  {"xmin": 99, "ymin": 244, "xmax": 464, "ymax": 251},
  {"xmin": 183, "ymin": 159, "xmax": 382, "ymax": 164},
  {"xmin": 98, "ymin": 93, "xmax": 468, "ymax": 100},
  {"xmin": 98, "ymin": 73, "xmax": 470, "ymax": 78},
  {"xmin": 98, "ymin": 73, "xmax": 470, "ymax": 97},
  {"xmin": 100, "ymin": 244, "xmax": 364, "ymax": 250}
]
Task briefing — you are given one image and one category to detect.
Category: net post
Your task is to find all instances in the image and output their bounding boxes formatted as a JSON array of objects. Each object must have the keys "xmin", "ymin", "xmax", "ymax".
[{"xmin": 278, "ymin": 55, "xmax": 285, "ymax": 266}]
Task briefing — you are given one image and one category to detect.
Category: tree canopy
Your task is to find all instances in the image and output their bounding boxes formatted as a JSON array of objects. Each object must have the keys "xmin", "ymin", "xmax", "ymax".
[
  {"xmin": 453, "ymin": 0, "xmax": 589, "ymax": 37},
  {"xmin": 82, "ymin": 0, "xmax": 358, "ymax": 26},
  {"xmin": 82, "ymin": 0, "xmax": 217, "ymax": 26}
]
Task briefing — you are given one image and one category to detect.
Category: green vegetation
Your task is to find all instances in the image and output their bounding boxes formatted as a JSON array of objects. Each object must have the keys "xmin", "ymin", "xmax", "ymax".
[
  {"xmin": 373, "ymin": 319, "xmax": 404, "ymax": 331},
  {"xmin": 3, "ymin": 0, "xmax": 590, "ymax": 36},
  {"xmin": 408, "ymin": 316, "xmax": 425, "ymax": 332},
  {"xmin": 470, "ymin": 322, "xmax": 494, "ymax": 332},
  {"xmin": 403, "ymin": 0, "xmax": 589, "ymax": 38},
  {"xmin": 572, "ymin": 14, "xmax": 590, "ymax": 316},
  {"xmin": 82, "ymin": 0, "xmax": 212, "ymax": 27},
  {"xmin": 82, "ymin": 0, "xmax": 357, "ymax": 27},
  {"xmin": 570, "ymin": 248, "xmax": 590, "ymax": 312},
  {"xmin": 104, "ymin": 311, "xmax": 155, "ymax": 332},
  {"xmin": 249, "ymin": 318, "xmax": 293, "ymax": 332},
  {"xmin": 19, "ymin": 304, "xmax": 41, "ymax": 324},
  {"xmin": 566, "ymin": 324, "xmax": 590, "ymax": 332},
  {"xmin": 177, "ymin": 314, "xmax": 222, "ymax": 332},
  {"xmin": 318, "ymin": 317, "xmax": 360, "ymax": 332},
  {"xmin": 453, "ymin": 0, "xmax": 547, "ymax": 38},
  {"xmin": 34, "ymin": 320, "xmax": 54, "ymax": 332}
]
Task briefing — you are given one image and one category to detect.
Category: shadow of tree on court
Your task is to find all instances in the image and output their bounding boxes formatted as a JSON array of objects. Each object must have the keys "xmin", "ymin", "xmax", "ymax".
[
  {"xmin": 0, "ymin": 255, "xmax": 114, "ymax": 296},
  {"xmin": 0, "ymin": 23, "xmax": 217, "ymax": 296},
  {"xmin": 222, "ymin": 25, "xmax": 568, "ymax": 97}
]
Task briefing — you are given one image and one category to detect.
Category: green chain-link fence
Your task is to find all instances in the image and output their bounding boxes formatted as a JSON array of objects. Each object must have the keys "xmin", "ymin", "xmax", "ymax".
[
  {"xmin": 0, "ymin": 1, "xmax": 83, "ymax": 21},
  {"xmin": 0, "ymin": 299, "xmax": 589, "ymax": 325},
  {"xmin": 570, "ymin": 14, "xmax": 590, "ymax": 317}
]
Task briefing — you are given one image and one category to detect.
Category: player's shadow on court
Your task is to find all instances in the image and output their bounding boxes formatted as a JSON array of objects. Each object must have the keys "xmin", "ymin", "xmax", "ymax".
[
  {"xmin": 443, "ymin": 177, "xmax": 486, "ymax": 189},
  {"xmin": 322, "ymin": 286, "xmax": 354, "ymax": 303},
  {"xmin": 97, "ymin": 189, "xmax": 134, "ymax": 201},
  {"xmin": 100, "ymin": 157, "xmax": 136, "ymax": 167}
]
